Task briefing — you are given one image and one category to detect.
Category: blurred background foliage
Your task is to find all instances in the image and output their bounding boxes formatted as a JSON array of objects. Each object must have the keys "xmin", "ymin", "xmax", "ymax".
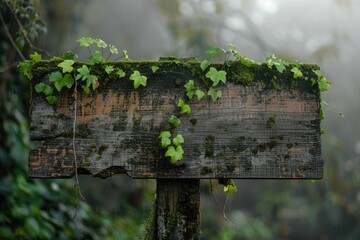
[{"xmin": 1, "ymin": 0, "xmax": 360, "ymax": 239}]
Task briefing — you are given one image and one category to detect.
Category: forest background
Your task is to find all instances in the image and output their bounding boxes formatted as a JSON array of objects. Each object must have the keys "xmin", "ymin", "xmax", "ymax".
[{"xmin": 1, "ymin": 0, "xmax": 359, "ymax": 239}]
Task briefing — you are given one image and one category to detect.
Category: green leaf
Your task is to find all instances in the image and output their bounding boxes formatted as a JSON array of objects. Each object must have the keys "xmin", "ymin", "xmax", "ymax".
[
  {"xmin": 207, "ymin": 46, "xmax": 221, "ymax": 57},
  {"xmin": 76, "ymin": 65, "xmax": 98, "ymax": 90},
  {"xmin": 228, "ymin": 43, "xmax": 238, "ymax": 52},
  {"xmin": 94, "ymin": 38, "xmax": 107, "ymax": 48},
  {"xmin": 17, "ymin": 61, "xmax": 33, "ymax": 80},
  {"xmin": 177, "ymin": 99, "xmax": 191, "ymax": 114},
  {"xmin": 224, "ymin": 182, "xmax": 237, "ymax": 196},
  {"xmin": 313, "ymin": 70, "xmax": 331, "ymax": 92},
  {"xmin": 159, "ymin": 131, "xmax": 171, "ymax": 148},
  {"xmin": 169, "ymin": 115, "xmax": 181, "ymax": 127},
  {"xmin": 82, "ymin": 85, "xmax": 90, "ymax": 94},
  {"xmin": 165, "ymin": 145, "xmax": 184, "ymax": 164},
  {"xmin": 172, "ymin": 134, "xmax": 184, "ymax": 147},
  {"xmin": 46, "ymin": 96, "xmax": 57, "ymax": 105},
  {"xmin": 184, "ymin": 80, "xmax": 194, "ymax": 92},
  {"xmin": 266, "ymin": 54, "xmax": 289, "ymax": 73},
  {"xmin": 195, "ymin": 89, "xmax": 205, "ymax": 100},
  {"xmin": 61, "ymin": 51, "xmax": 75, "ymax": 60},
  {"xmin": 109, "ymin": 45, "xmax": 119, "ymax": 54},
  {"xmin": 104, "ymin": 65, "xmax": 114, "ymax": 74},
  {"xmin": 200, "ymin": 60, "xmax": 211, "ymax": 71},
  {"xmin": 30, "ymin": 52, "xmax": 41, "ymax": 62},
  {"xmin": 186, "ymin": 91, "xmax": 194, "ymax": 100},
  {"xmin": 34, "ymin": 83, "xmax": 46, "ymax": 93},
  {"xmin": 291, "ymin": 67, "xmax": 303, "ymax": 79},
  {"xmin": 43, "ymin": 85, "xmax": 53, "ymax": 96},
  {"xmin": 77, "ymin": 37, "xmax": 95, "ymax": 47},
  {"xmin": 49, "ymin": 71, "xmax": 62, "ymax": 82},
  {"xmin": 87, "ymin": 50, "xmax": 105, "ymax": 65},
  {"xmin": 208, "ymin": 87, "xmax": 222, "ymax": 102},
  {"xmin": 115, "ymin": 69, "xmax": 126, "ymax": 78},
  {"xmin": 123, "ymin": 50, "xmax": 129, "ymax": 61},
  {"xmin": 151, "ymin": 66, "xmax": 159, "ymax": 73},
  {"xmin": 130, "ymin": 71, "xmax": 147, "ymax": 89},
  {"xmin": 240, "ymin": 57, "xmax": 255, "ymax": 67},
  {"xmin": 205, "ymin": 67, "xmax": 227, "ymax": 86},
  {"xmin": 62, "ymin": 74, "xmax": 74, "ymax": 89},
  {"xmin": 76, "ymin": 65, "xmax": 91, "ymax": 81},
  {"xmin": 57, "ymin": 60, "xmax": 75, "ymax": 73}
]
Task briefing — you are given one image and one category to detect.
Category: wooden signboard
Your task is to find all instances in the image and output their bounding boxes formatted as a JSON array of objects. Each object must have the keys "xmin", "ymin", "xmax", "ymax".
[{"xmin": 28, "ymin": 59, "xmax": 322, "ymax": 179}]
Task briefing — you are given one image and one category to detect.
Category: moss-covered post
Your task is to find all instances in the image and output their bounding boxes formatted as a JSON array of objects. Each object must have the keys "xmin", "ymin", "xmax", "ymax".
[{"xmin": 156, "ymin": 179, "xmax": 200, "ymax": 239}]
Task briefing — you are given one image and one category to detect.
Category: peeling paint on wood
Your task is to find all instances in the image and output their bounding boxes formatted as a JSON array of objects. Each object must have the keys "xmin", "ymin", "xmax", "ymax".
[{"xmin": 28, "ymin": 61, "xmax": 322, "ymax": 179}]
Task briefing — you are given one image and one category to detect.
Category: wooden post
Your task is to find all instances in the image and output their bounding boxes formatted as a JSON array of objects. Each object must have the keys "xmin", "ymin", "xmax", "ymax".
[{"xmin": 156, "ymin": 179, "xmax": 200, "ymax": 239}]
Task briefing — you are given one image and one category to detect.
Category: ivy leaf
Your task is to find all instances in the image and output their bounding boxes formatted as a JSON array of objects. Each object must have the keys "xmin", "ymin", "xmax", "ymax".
[
  {"xmin": 130, "ymin": 71, "xmax": 147, "ymax": 89},
  {"xmin": 186, "ymin": 91, "xmax": 194, "ymax": 100},
  {"xmin": 208, "ymin": 87, "xmax": 222, "ymax": 102},
  {"xmin": 200, "ymin": 60, "xmax": 211, "ymax": 71},
  {"xmin": 159, "ymin": 131, "xmax": 171, "ymax": 148},
  {"xmin": 77, "ymin": 37, "xmax": 95, "ymax": 47},
  {"xmin": 61, "ymin": 51, "xmax": 75, "ymax": 60},
  {"xmin": 165, "ymin": 145, "xmax": 184, "ymax": 164},
  {"xmin": 172, "ymin": 134, "xmax": 184, "ymax": 147},
  {"xmin": 291, "ymin": 67, "xmax": 303, "ymax": 79},
  {"xmin": 115, "ymin": 69, "xmax": 126, "ymax": 78},
  {"xmin": 30, "ymin": 52, "xmax": 41, "ymax": 62},
  {"xmin": 77, "ymin": 65, "xmax": 98, "ymax": 90},
  {"xmin": 224, "ymin": 182, "xmax": 237, "ymax": 196},
  {"xmin": 76, "ymin": 65, "xmax": 91, "ymax": 81},
  {"xmin": 177, "ymin": 99, "xmax": 191, "ymax": 114},
  {"xmin": 94, "ymin": 38, "xmax": 107, "ymax": 48},
  {"xmin": 82, "ymin": 85, "xmax": 90, "ymax": 94},
  {"xmin": 313, "ymin": 70, "xmax": 331, "ymax": 92},
  {"xmin": 184, "ymin": 80, "xmax": 194, "ymax": 92},
  {"xmin": 49, "ymin": 71, "xmax": 62, "ymax": 82},
  {"xmin": 62, "ymin": 74, "xmax": 74, "ymax": 89},
  {"xmin": 195, "ymin": 89, "xmax": 205, "ymax": 100},
  {"xmin": 105, "ymin": 65, "xmax": 114, "ymax": 74},
  {"xmin": 46, "ymin": 95, "xmax": 57, "ymax": 105},
  {"xmin": 87, "ymin": 50, "xmax": 105, "ymax": 65},
  {"xmin": 151, "ymin": 66, "xmax": 159, "ymax": 73},
  {"xmin": 34, "ymin": 83, "xmax": 46, "ymax": 93},
  {"xmin": 240, "ymin": 57, "xmax": 255, "ymax": 67},
  {"xmin": 123, "ymin": 50, "xmax": 129, "ymax": 61},
  {"xmin": 169, "ymin": 115, "xmax": 181, "ymax": 127},
  {"xmin": 205, "ymin": 67, "xmax": 227, "ymax": 86},
  {"xmin": 266, "ymin": 55, "xmax": 289, "ymax": 73},
  {"xmin": 57, "ymin": 60, "xmax": 75, "ymax": 73},
  {"xmin": 43, "ymin": 85, "xmax": 54, "ymax": 96},
  {"xmin": 17, "ymin": 61, "xmax": 33, "ymax": 80},
  {"xmin": 109, "ymin": 45, "xmax": 119, "ymax": 54},
  {"xmin": 207, "ymin": 46, "xmax": 221, "ymax": 57}
]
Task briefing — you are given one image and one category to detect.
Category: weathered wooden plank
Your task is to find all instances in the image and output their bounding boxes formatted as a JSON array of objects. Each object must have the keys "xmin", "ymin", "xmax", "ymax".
[{"xmin": 29, "ymin": 60, "xmax": 322, "ymax": 179}]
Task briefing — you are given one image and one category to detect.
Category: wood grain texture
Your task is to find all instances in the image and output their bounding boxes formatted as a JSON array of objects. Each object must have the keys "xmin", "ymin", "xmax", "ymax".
[{"xmin": 29, "ymin": 60, "xmax": 323, "ymax": 179}]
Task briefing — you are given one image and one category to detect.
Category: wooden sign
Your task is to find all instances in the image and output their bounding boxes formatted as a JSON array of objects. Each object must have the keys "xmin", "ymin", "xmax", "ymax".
[{"xmin": 28, "ymin": 59, "xmax": 322, "ymax": 179}]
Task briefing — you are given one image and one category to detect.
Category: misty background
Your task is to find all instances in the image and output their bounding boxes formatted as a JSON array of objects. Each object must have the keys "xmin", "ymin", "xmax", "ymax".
[{"xmin": 2, "ymin": 0, "xmax": 359, "ymax": 239}]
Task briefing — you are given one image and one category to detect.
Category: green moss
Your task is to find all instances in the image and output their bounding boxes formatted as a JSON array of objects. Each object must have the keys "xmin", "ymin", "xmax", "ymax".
[
  {"xmin": 132, "ymin": 116, "xmax": 143, "ymax": 132},
  {"xmin": 113, "ymin": 118, "xmax": 128, "ymax": 131},
  {"xmin": 266, "ymin": 115, "xmax": 276, "ymax": 129},
  {"xmin": 308, "ymin": 148, "xmax": 316, "ymax": 155},
  {"xmin": 204, "ymin": 135, "xmax": 215, "ymax": 157},
  {"xmin": 226, "ymin": 161, "xmax": 237, "ymax": 172},
  {"xmin": 286, "ymin": 142, "xmax": 294, "ymax": 149},
  {"xmin": 200, "ymin": 167, "xmax": 213, "ymax": 175},
  {"xmin": 98, "ymin": 144, "xmax": 108, "ymax": 155},
  {"xmin": 190, "ymin": 118, "xmax": 197, "ymax": 125}
]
